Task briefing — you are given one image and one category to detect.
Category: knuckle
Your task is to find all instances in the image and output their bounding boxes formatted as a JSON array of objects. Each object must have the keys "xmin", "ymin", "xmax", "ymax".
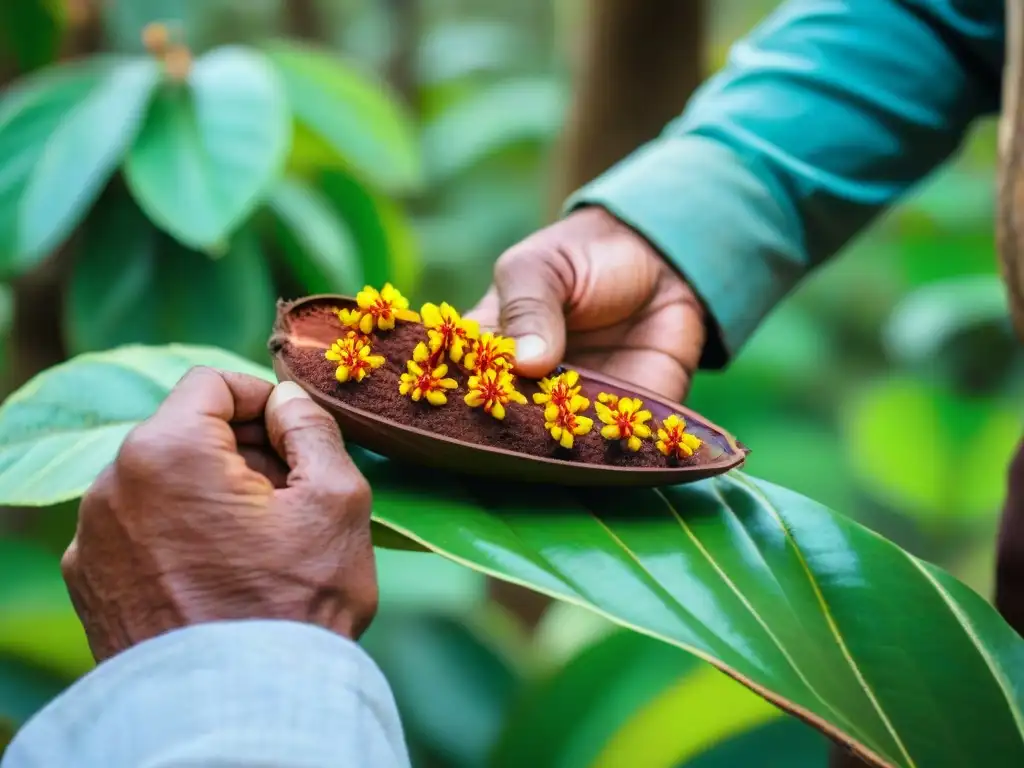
[
  {"xmin": 316, "ymin": 472, "xmax": 372, "ymax": 512},
  {"xmin": 59, "ymin": 540, "xmax": 79, "ymax": 583},
  {"xmin": 116, "ymin": 423, "xmax": 188, "ymax": 479}
]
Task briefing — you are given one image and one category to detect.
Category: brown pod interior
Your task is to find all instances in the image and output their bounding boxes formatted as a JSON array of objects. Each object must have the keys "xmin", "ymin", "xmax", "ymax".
[{"xmin": 268, "ymin": 294, "xmax": 748, "ymax": 487}]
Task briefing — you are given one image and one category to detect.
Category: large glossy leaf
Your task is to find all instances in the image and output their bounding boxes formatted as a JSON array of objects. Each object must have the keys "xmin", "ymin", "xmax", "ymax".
[
  {"xmin": 361, "ymin": 460, "xmax": 1024, "ymax": 768},
  {"xmin": 124, "ymin": 46, "xmax": 289, "ymax": 251},
  {"xmin": 66, "ymin": 187, "xmax": 275, "ymax": 358},
  {"xmin": 266, "ymin": 176, "xmax": 363, "ymax": 294},
  {"xmin": 494, "ymin": 628, "xmax": 807, "ymax": 768},
  {"xmin": 1, "ymin": 347, "xmax": 1023, "ymax": 767},
  {"xmin": 0, "ymin": 57, "xmax": 157, "ymax": 273},
  {"xmin": 264, "ymin": 41, "xmax": 422, "ymax": 193},
  {"xmin": 0, "ymin": 345, "xmax": 273, "ymax": 506}
]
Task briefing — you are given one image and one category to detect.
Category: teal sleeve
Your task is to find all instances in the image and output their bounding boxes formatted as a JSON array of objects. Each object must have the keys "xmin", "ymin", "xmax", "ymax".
[
  {"xmin": 1, "ymin": 621, "xmax": 410, "ymax": 768},
  {"xmin": 567, "ymin": 0, "xmax": 1005, "ymax": 366}
]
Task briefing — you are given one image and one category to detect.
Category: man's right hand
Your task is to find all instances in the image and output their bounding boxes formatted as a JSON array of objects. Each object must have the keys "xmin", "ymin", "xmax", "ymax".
[
  {"xmin": 467, "ymin": 206, "xmax": 707, "ymax": 402},
  {"xmin": 62, "ymin": 368, "xmax": 378, "ymax": 663}
]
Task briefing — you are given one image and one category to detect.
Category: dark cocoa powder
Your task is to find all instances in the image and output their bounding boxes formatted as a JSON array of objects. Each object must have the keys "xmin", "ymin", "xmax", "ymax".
[{"xmin": 280, "ymin": 304, "xmax": 699, "ymax": 468}]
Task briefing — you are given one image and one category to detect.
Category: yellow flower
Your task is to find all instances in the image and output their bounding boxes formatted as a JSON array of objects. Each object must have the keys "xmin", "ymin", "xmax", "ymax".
[
  {"xmin": 533, "ymin": 369, "xmax": 585, "ymax": 411},
  {"xmin": 338, "ymin": 283, "xmax": 420, "ymax": 333},
  {"xmin": 464, "ymin": 332, "xmax": 516, "ymax": 374},
  {"xmin": 543, "ymin": 393, "xmax": 594, "ymax": 449},
  {"xmin": 597, "ymin": 392, "xmax": 620, "ymax": 408},
  {"xmin": 398, "ymin": 358, "xmax": 458, "ymax": 406},
  {"xmin": 594, "ymin": 396, "xmax": 653, "ymax": 452},
  {"xmin": 656, "ymin": 414, "xmax": 703, "ymax": 460},
  {"xmin": 422, "ymin": 302, "xmax": 479, "ymax": 363},
  {"xmin": 324, "ymin": 332, "xmax": 385, "ymax": 383},
  {"xmin": 464, "ymin": 367, "xmax": 527, "ymax": 420}
]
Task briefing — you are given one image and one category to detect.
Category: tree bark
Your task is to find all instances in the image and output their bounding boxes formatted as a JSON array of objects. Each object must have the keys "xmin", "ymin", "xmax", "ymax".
[{"xmin": 551, "ymin": 0, "xmax": 706, "ymax": 205}]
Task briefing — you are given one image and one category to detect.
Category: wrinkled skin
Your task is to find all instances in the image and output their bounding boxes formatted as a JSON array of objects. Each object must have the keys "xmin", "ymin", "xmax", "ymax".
[
  {"xmin": 468, "ymin": 206, "xmax": 707, "ymax": 402},
  {"xmin": 61, "ymin": 367, "xmax": 378, "ymax": 662}
]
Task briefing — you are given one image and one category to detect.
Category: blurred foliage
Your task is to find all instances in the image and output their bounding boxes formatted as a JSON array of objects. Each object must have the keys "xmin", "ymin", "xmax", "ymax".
[{"xmin": 1, "ymin": 0, "xmax": 1022, "ymax": 765}]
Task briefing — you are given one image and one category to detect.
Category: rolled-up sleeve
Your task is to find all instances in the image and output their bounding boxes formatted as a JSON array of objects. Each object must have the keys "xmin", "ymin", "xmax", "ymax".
[
  {"xmin": 568, "ymin": 0, "xmax": 1005, "ymax": 365},
  {"xmin": 2, "ymin": 621, "xmax": 409, "ymax": 768}
]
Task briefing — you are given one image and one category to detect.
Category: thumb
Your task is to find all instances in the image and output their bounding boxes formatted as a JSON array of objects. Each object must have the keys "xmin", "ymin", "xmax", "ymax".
[
  {"xmin": 265, "ymin": 381, "xmax": 353, "ymax": 483},
  {"xmin": 492, "ymin": 247, "xmax": 570, "ymax": 377}
]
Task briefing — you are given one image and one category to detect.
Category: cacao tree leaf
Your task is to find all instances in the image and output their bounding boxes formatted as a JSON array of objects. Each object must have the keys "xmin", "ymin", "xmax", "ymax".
[
  {"xmin": 124, "ymin": 46, "xmax": 289, "ymax": 251},
  {"xmin": 66, "ymin": 188, "xmax": 275, "ymax": 358},
  {"xmin": 679, "ymin": 718, "xmax": 830, "ymax": 768},
  {"xmin": 264, "ymin": 41, "xmax": 422, "ymax": 193},
  {"xmin": 0, "ymin": 348, "xmax": 1023, "ymax": 766},
  {"xmin": 493, "ymin": 629, "xmax": 822, "ymax": 768},
  {"xmin": 266, "ymin": 176, "xmax": 363, "ymax": 294},
  {"xmin": 0, "ymin": 346, "xmax": 273, "ymax": 506},
  {"xmin": 0, "ymin": 57, "xmax": 156, "ymax": 274}
]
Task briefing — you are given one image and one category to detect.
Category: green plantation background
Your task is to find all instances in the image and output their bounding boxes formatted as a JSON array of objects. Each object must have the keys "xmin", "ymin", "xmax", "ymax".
[{"xmin": 0, "ymin": 1, "xmax": 1020, "ymax": 766}]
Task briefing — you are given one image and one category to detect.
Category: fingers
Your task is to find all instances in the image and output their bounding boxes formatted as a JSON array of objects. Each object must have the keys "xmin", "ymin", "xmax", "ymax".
[
  {"xmin": 491, "ymin": 247, "xmax": 571, "ymax": 377},
  {"xmin": 464, "ymin": 286, "xmax": 500, "ymax": 333},
  {"xmin": 265, "ymin": 381, "xmax": 358, "ymax": 481},
  {"xmin": 157, "ymin": 367, "xmax": 274, "ymax": 425}
]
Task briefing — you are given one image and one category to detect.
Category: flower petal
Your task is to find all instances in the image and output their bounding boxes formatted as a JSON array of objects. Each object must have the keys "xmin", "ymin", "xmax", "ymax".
[
  {"xmin": 601, "ymin": 424, "xmax": 621, "ymax": 440},
  {"xmin": 426, "ymin": 390, "xmax": 448, "ymax": 406}
]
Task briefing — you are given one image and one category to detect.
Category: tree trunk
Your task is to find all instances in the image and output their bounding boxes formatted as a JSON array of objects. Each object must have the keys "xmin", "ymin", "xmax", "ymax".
[{"xmin": 551, "ymin": 0, "xmax": 706, "ymax": 205}]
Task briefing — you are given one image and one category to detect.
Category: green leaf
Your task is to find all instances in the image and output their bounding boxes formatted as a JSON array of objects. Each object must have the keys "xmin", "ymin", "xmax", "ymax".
[
  {"xmin": 0, "ymin": 345, "xmax": 272, "ymax": 506},
  {"xmin": 0, "ymin": 0, "xmax": 65, "ymax": 73},
  {"xmin": 318, "ymin": 169, "xmax": 419, "ymax": 292},
  {"xmin": 494, "ymin": 629, "xmax": 786, "ymax": 768},
  {"xmin": 843, "ymin": 378, "xmax": 1021, "ymax": 523},
  {"xmin": 0, "ymin": 538, "xmax": 91, "ymax": 680},
  {"xmin": 359, "ymin": 460, "xmax": 1024, "ymax": 768},
  {"xmin": 0, "ymin": 58, "xmax": 157, "ymax": 273},
  {"xmin": 66, "ymin": 188, "xmax": 276, "ymax": 358},
  {"xmin": 124, "ymin": 46, "xmax": 290, "ymax": 250},
  {"xmin": 266, "ymin": 176, "xmax": 363, "ymax": 294},
  {"xmin": 680, "ymin": 718, "xmax": 829, "ymax": 767},
  {"xmin": 2, "ymin": 347, "xmax": 1024, "ymax": 766},
  {"xmin": 361, "ymin": 612, "xmax": 520, "ymax": 768},
  {"xmin": 376, "ymin": 549, "xmax": 485, "ymax": 612},
  {"xmin": 19, "ymin": 60, "xmax": 159, "ymax": 265},
  {"xmin": 264, "ymin": 41, "xmax": 422, "ymax": 193},
  {"xmin": 422, "ymin": 78, "xmax": 566, "ymax": 184}
]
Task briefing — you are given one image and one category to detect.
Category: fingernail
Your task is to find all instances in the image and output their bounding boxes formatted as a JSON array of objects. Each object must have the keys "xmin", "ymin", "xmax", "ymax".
[
  {"xmin": 268, "ymin": 380, "xmax": 310, "ymax": 410},
  {"xmin": 516, "ymin": 334, "xmax": 546, "ymax": 362}
]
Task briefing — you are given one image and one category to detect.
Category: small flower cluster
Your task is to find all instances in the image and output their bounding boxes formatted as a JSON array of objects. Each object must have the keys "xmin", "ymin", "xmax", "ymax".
[
  {"xmin": 532, "ymin": 372, "xmax": 703, "ymax": 458},
  {"xmin": 326, "ymin": 283, "xmax": 419, "ymax": 386},
  {"xmin": 534, "ymin": 370, "xmax": 593, "ymax": 449},
  {"xmin": 322, "ymin": 284, "xmax": 703, "ymax": 461}
]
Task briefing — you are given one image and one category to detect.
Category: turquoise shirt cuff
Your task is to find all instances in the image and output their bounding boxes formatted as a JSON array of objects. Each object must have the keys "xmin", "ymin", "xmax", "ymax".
[
  {"xmin": 3, "ymin": 620, "xmax": 410, "ymax": 768},
  {"xmin": 566, "ymin": 135, "xmax": 808, "ymax": 368}
]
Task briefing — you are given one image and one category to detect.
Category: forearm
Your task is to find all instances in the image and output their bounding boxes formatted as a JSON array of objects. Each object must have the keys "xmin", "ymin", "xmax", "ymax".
[
  {"xmin": 2, "ymin": 621, "xmax": 410, "ymax": 768},
  {"xmin": 569, "ymin": 0, "xmax": 1004, "ymax": 363}
]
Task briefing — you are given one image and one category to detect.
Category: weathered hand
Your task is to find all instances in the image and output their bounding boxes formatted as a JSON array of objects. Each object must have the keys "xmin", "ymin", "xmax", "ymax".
[
  {"xmin": 467, "ymin": 206, "xmax": 706, "ymax": 401},
  {"xmin": 61, "ymin": 368, "xmax": 377, "ymax": 662}
]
